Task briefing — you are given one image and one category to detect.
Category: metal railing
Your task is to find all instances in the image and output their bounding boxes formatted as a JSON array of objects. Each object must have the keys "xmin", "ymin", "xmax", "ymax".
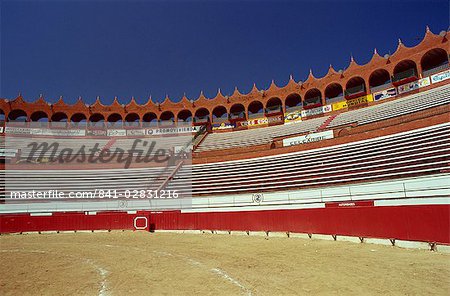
[
  {"xmin": 194, "ymin": 116, "xmax": 209, "ymax": 123},
  {"xmin": 370, "ymin": 82, "xmax": 393, "ymax": 93},
  {"xmin": 422, "ymin": 63, "xmax": 449, "ymax": 77},
  {"xmin": 248, "ymin": 112, "xmax": 264, "ymax": 119},
  {"xmin": 392, "ymin": 68, "xmax": 417, "ymax": 82},
  {"xmin": 325, "ymin": 95, "xmax": 344, "ymax": 104},
  {"xmin": 344, "ymin": 84, "xmax": 365, "ymax": 96},
  {"xmin": 230, "ymin": 112, "xmax": 245, "ymax": 119}
]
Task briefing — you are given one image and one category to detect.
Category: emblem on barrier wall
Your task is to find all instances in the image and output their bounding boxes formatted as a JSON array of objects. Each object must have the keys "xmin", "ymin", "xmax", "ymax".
[
  {"xmin": 252, "ymin": 193, "xmax": 264, "ymax": 204},
  {"xmin": 118, "ymin": 200, "xmax": 128, "ymax": 208}
]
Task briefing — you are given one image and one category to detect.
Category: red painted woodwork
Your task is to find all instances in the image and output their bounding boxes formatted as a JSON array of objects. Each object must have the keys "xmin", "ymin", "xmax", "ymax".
[{"xmin": 1, "ymin": 204, "xmax": 449, "ymax": 244}]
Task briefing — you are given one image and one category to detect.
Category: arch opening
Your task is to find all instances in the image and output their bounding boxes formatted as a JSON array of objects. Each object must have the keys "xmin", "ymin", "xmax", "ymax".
[
  {"xmin": 324, "ymin": 84, "xmax": 344, "ymax": 104},
  {"xmin": 124, "ymin": 113, "xmax": 140, "ymax": 127},
  {"xmin": 421, "ymin": 48, "xmax": 449, "ymax": 77},
  {"xmin": 303, "ymin": 89, "xmax": 322, "ymax": 109},
  {"xmin": 88, "ymin": 113, "xmax": 105, "ymax": 128},
  {"xmin": 212, "ymin": 106, "xmax": 228, "ymax": 122},
  {"xmin": 229, "ymin": 104, "xmax": 246, "ymax": 120},
  {"xmin": 177, "ymin": 110, "xmax": 193, "ymax": 123},
  {"xmin": 159, "ymin": 111, "xmax": 175, "ymax": 125},
  {"xmin": 8, "ymin": 109, "xmax": 27, "ymax": 124},
  {"xmin": 107, "ymin": 113, "xmax": 123, "ymax": 128},
  {"xmin": 70, "ymin": 113, "xmax": 87, "ymax": 127},
  {"xmin": 285, "ymin": 93, "xmax": 302, "ymax": 112},
  {"xmin": 248, "ymin": 101, "xmax": 264, "ymax": 119},
  {"xmin": 30, "ymin": 111, "xmax": 49, "ymax": 122},
  {"xmin": 265, "ymin": 97, "xmax": 282, "ymax": 114},
  {"xmin": 392, "ymin": 60, "xmax": 418, "ymax": 85},
  {"xmin": 142, "ymin": 112, "xmax": 158, "ymax": 127},
  {"xmin": 345, "ymin": 77, "xmax": 366, "ymax": 99},
  {"xmin": 50, "ymin": 112, "xmax": 69, "ymax": 128},
  {"xmin": 0, "ymin": 109, "xmax": 5, "ymax": 123},
  {"xmin": 369, "ymin": 69, "xmax": 392, "ymax": 92},
  {"xmin": 194, "ymin": 108, "xmax": 210, "ymax": 124}
]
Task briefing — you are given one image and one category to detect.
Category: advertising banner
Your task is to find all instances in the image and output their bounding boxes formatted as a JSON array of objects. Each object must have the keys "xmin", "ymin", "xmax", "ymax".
[
  {"xmin": 322, "ymin": 105, "xmax": 332, "ymax": 113},
  {"xmin": 373, "ymin": 88, "xmax": 397, "ymax": 101},
  {"xmin": 237, "ymin": 115, "xmax": 283, "ymax": 127},
  {"xmin": 212, "ymin": 122, "xmax": 235, "ymax": 131},
  {"xmin": 346, "ymin": 94, "xmax": 373, "ymax": 108},
  {"xmin": 332, "ymin": 100, "xmax": 347, "ymax": 111},
  {"xmin": 126, "ymin": 129, "xmax": 146, "ymax": 136},
  {"xmin": 107, "ymin": 129, "xmax": 127, "ymax": 137},
  {"xmin": 31, "ymin": 128, "xmax": 86, "ymax": 137},
  {"xmin": 5, "ymin": 127, "xmax": 31, "ymax": 135},
  {"xmin": 431, "ymin": 69, "xmax": 450, "ymax": 84},
  {"xmin": 284, "ymin": 110, "xmax": 302, "ymax": 124},
  {"xmin": 301, "ymin": 106, "xmax": 323, "ymax": 117},
  {"xmin": 397, "ymin": 77, "xmax": 431, "ymax": 94},
  {"xmin": 86, "ymin": 129, "xmax": 107, "ymax": 136},
  {"xmin": 146, "ymin": 126, "xmax": 200, "ymax": 136},
  {"xmin": 283, "ymin": 130, "xmax": 334, "ymax": 147}
]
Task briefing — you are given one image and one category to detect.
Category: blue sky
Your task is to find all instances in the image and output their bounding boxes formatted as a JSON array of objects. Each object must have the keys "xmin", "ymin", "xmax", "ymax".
[{"xmin": 1, "ymin": 0, "xmax": 448, "ymax": 104}]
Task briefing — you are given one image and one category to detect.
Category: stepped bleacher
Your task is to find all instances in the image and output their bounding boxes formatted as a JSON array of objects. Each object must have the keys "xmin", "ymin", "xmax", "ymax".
[
  {"xmin": 196, "ymin": 116, "xmax": 327, "ymax": 152},
  {"xmin": 168, "ymin": 123, "xmax": 449, "ymax": 195},
  {"xmin": 1, "ymin": 123, "xmax": 448, "ymax": 200},
  {"xmin": 328, "ymin": 83, "xmax": 450, "ymax": 128},
  {"xmin": 195, "ymin": 84, "xmax": 450, "ymax": 152}
]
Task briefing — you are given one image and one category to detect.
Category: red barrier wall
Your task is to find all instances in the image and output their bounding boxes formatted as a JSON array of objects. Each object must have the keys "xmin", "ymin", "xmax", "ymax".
[
  {"xmin": 1, "ymin": 204, "xmax": 449, "ymax": 244},
  {"xmin": 149, "ymin": 204, "xmax": 450, "ymax": 244},
  {"xmin": 0, "ymin": 211, "xmax": 150, "ymax": 233}
]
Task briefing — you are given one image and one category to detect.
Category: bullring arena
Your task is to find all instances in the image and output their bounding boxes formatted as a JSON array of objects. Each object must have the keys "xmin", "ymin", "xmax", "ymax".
[
  {"xmin": 1, "ymin": 26, "xmax": 450, "ymax": 295},
  {"xmin": 1, "ymin": 232, "xmax": 450, "ymax": 295}
]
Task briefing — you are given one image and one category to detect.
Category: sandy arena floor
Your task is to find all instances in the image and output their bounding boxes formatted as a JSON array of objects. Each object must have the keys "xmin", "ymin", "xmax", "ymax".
[{"xmin": 1, "ymin": 231, "xmax": 449, "ymax": 295}]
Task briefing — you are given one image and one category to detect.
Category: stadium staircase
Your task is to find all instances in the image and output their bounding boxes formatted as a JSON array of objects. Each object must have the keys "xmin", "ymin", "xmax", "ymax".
[
  {"xmin": 101, "ymin": 138, "xmax": 117, "ymax": 152},
  {"xmin": 316, "ymin": 114, "xmax": 338, "ymax": 131}
]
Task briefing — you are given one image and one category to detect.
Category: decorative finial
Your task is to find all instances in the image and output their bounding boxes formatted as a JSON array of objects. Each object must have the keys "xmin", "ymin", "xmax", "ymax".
[
  {"xmin": 398, "ymin": 38, "xmax": 403, "ymax": 46},
  {"xmin": 289, "ymin": 74, "xmax": 294, "ymax": 80},
  {"xmin": 350, "ymin": 54, "xmax": 354, "ymax": 62},
  {"xmin": 426, "ymin": 25, "xmax": 430, "ymax": 32},
  {"xmin": 59, "ymin": 95, "xmax": 63, "ymax": 100},
  {"xmin": 374, "ymin": 48, "xmax": 378, "ymax": 55}
]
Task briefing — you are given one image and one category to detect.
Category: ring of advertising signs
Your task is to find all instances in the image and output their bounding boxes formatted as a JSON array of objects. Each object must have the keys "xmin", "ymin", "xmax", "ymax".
[
  {"xmin": 5, "ymin": 127, "xmax": 87, "ymax": 136},
  {"xmin": 3, "ymin": 126, "xmax": 200, "ymax": 137},
  {"xmin": 431, "ymin": 69, "xmax": 450, "ymax": 84},
  {"xmin": 283, "ymin": 130, "xmax": 334, "ymax": 147},
  {"xmin": 397, "ymin": 77, "xmax": 431, "ymax": 94}
]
